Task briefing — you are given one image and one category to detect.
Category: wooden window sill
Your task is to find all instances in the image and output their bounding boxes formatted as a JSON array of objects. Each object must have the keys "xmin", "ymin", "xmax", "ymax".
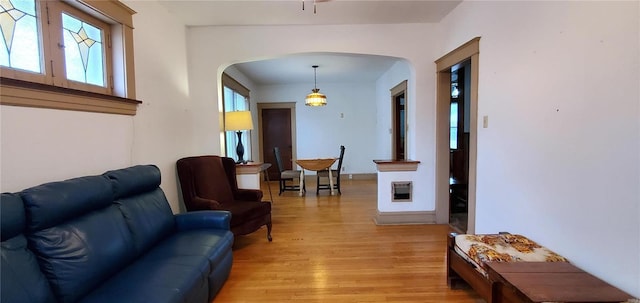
[{"xmin": 0, "ymin": 77, "xmax": 141, "ymax": 115}]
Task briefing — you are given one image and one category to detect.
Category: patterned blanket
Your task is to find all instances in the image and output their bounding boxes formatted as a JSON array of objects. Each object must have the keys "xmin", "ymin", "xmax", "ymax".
[{"xmin": 454, "ymin": 233, "xmax": 567, "ymax": 275}]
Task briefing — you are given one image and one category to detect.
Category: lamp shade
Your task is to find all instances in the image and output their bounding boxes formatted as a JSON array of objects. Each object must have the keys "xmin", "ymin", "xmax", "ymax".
[
  {"xmin": 224, "ymin": 111, "xmax": 254, "ymax": 131},
  {"xmin": 305, "ymin": 89, "xmax": 327, "ymax": 106},
  {"xmin": 305, "ymin": 65, "xmax": 327, "ymax": 106}
]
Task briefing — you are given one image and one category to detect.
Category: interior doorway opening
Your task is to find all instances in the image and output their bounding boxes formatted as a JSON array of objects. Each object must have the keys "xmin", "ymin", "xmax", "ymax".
[
  {"xmin": 435, "ymin": 37, "xmax": 480, "ymax": 234},
  {"xmin": 449, "ymin": 61, "xmax": 471, "ymax": 233},
  {"xmin": 257, "ymin": 102, "xmax": 297, "ymax": 181},
  {"xmin": 391, "ymin": 80, "xmax": 408, "ymax": 160}
]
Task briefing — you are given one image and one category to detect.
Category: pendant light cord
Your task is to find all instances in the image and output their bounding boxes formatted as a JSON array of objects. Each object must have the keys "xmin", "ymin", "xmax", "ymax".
[
  {"xmin": 313, "ymin": 65, "xmax": 319, "ymax": 90},
  {"xmin": 302, "ymin": 0, "xmax": 318, "ymax": 14}
]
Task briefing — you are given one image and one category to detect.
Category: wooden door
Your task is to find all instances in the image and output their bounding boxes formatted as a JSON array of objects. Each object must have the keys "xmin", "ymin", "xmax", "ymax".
[
  {"xmin": 393, "ymin": 92, "xmax": 406, "ymax": 160},
  {"xmin": 262, "ymin": 108, "xmax": 293, "ymax": 180}
]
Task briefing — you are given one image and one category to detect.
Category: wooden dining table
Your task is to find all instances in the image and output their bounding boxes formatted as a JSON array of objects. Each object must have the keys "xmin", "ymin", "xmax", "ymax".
[{"xmin": 295, "ymin": 158, "xmax": 337, "ymax": 196}]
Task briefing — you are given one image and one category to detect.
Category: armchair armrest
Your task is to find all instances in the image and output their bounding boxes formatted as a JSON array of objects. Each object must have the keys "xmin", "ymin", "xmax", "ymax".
[
  {"xmin": 234, "ymin": 188, "xmax": 263, "ymax": 202},
  {"xmin": 191, "ymin": 196, "xmax": 222, "ymax": 210},
  {"xmin": 175, "ymin": 210, "xmax": 231, "ymax": 231}
]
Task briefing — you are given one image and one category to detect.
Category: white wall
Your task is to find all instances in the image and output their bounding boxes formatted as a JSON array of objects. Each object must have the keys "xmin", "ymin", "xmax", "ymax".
[
  {"xmin": 228, "ymin": 57, "xmax": 412, "ymax": 176},
  {"xmin": 0, "ymin": 1, "xmax": 195, "ymax": 213},
  {"xmin": 439, "ymin": 1, "xmax": 640, "ymax": 296},
  {"xmin": 376, "ymin": 60, "xmax": 413, "ymax": 160},
  {"xmin": 4, "ymin": 1, "xmax": 635, "ymax": 296},
  {"xmin": 0, "ymin": 107, "xmax": 133, "ymax": 191},
  {"xmin": 187, "ymin": 23, "xmax": 439, "ymax": 214},
  {"xmin": 375, "ymin": 60, "xmax": 434, "ymax": 213},
  {"xmin": 124, "ymin": 1, "xmax": 199, "ymax": 212},
  {"xmin": 254, "ymin": 82, "xmax": 378, "ymax": 174}
]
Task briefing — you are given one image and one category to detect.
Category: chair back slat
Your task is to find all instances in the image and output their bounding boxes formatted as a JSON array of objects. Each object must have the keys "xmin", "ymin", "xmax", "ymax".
[
  {"xmin": 273, "ymin": 147, "xmax": 285, "ymax": 173},
  {"xmin": 336, "ymin": 145, "xmax": 346, "ymax": 172}
]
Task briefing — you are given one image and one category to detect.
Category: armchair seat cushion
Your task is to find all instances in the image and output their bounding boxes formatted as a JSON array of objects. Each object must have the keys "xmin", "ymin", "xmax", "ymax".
[{"xmin": 223, "ymin": 201, "xmax": 271, "ymax": 226}]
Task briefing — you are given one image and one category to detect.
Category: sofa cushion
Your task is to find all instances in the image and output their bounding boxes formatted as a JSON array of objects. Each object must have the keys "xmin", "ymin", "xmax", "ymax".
[
  {"xmin": 1, "ymin": 193, "xmax": 56, "ymax": 303},
  {"xmin": 1, "ymin": 193, "xmax": 26, "ymax": 241},
  {"xmin": 20, "ymin": 175, "xmax": 113, "ymax": 231},
  {"xmin": 28, "ymin": 205, "xmax": 136, "ymax": 303},
  {"xmin": 2, "ymin": 235, "xmax": 57, "ymax": 303},
  {"xmin": 79, "ymin": 255, "xmax": 210, "ymax": 303},
  {"xmin": 80, "ymin": 229, "xmax": 233, "ymax": 303},
  {"xmin": 150, "ymin": 228, "xmax": 234, "ymax": 266},
  {"xmin": 116, "ymin": 188, "xmax": 176, "ymax": 255},
  {"xmin": 104, "ymin": 165, "xmax": 162, "ymax": 199}
]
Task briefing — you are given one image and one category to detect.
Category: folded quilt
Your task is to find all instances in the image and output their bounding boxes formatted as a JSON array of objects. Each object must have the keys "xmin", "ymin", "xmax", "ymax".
[{"xmin": 455, "ymin": 233, "xmax": 567, "ymax": 275}]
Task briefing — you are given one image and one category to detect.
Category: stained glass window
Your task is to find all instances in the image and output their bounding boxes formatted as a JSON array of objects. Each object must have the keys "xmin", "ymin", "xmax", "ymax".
[
  {"xmin": 62, "ymin": 12, "xmax": 104, "ymax": 86},
  {"xmin": 0, "ymin": 0, "xmax": 41, "ymax": 73},
  {"xmin": 0, "ymin": 0, "xmax": 138, "ymax": 114}
]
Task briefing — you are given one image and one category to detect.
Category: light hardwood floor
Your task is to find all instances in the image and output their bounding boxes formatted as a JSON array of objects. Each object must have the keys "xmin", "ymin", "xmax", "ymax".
[{"xmin": 214, "ymin": 178, "xmax": 482, "ymax": 302}]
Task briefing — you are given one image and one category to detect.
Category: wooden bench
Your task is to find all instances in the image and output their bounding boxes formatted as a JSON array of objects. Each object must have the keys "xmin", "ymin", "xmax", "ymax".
[
  {"xmin": 447, "ymin": 233, "xmax": 635, "ymax": 303},
  {"xmin": 485, "ymin": 261, "xmax": 633, "ymax": 303}
]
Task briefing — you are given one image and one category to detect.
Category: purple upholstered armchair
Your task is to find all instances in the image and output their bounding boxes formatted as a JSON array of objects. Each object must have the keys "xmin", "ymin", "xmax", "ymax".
[{"xmin": 177, "ymin": 155, "xmax": 272, "ymax": 241}]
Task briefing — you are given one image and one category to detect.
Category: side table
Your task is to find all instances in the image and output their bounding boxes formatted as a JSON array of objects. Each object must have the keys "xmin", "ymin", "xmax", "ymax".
[{"xmin": 236, "ymin": 162, "xmax": 273, "ymax": 202}]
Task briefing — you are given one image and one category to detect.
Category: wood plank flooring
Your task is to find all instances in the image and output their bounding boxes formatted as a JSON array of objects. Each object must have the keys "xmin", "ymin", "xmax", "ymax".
[{"xmin": 214, "ymin": 178, "xmax": 483, "ymax": 302}]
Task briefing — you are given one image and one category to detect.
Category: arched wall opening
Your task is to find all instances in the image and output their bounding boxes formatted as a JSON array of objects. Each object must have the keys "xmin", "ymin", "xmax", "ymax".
[{"xmin": 218, "ymin": 52, "xmax": 413, "ymax": 177}]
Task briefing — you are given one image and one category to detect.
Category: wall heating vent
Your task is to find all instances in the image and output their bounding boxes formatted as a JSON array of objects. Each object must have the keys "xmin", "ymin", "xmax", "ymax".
[{"xmin": 392, "ymin": 181, "xmax": 412, "ymax": 202}]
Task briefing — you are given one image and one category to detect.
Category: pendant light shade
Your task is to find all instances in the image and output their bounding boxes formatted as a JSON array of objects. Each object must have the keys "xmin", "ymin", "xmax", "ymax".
[{"xmin": 305, "ymin": 65, "xmax": 327, "ymax": 106}]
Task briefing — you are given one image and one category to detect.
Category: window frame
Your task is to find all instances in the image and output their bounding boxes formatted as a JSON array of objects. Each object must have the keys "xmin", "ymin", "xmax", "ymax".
[
  {"xmin": 222, "ymin": 73, "xmax": 252, "ymax": 162},
  {"xmin": 53, "ymin": 2, "xmax": 113, "ymax": 94},
  {"xmin": 0, "ymin": 0, "xmax": 140, "ymax": 115},
  {"xmin": 0, "ymin": 0, "xmax": 50, "ymax": 84}
]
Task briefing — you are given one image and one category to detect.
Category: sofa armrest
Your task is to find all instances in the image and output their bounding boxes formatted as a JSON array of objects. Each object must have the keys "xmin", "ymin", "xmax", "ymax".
[
  {"xmin": 174, "ymin": 210, "xmax": 231, "ymax": 231},
  {"xmin": 234, "ymin": 189, "xmax": 263, "ymax": 202}
]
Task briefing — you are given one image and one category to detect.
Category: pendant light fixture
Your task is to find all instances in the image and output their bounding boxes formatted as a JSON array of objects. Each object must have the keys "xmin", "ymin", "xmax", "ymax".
[{"xmin": 305, "ymin": 65, "xmax": 327, "ymax": 107}]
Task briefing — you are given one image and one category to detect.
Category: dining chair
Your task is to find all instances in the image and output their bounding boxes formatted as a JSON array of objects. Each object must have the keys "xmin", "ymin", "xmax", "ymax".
[
  {"xmin": 316, "ymin": 145, "xmax": 345, "ymax": 195},
  {"xmin": 273, "ymin": 147, "xmax": 304, "ymax": 195}
]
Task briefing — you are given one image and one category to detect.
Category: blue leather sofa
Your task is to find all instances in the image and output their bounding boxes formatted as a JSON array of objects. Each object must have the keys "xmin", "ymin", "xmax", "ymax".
[{"xmin": 1, "ymin": 165, "xmax": 234, "ymax": 303}]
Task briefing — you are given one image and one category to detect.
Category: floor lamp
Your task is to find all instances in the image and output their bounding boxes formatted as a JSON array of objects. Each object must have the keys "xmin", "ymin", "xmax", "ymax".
[{"xmin": 224, "ymin": 111, "xmax": 254, "ymax": 164}]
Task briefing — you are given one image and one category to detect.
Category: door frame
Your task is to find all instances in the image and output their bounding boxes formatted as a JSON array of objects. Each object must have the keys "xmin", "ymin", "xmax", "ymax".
[
  {"xmin": 257, "ymin": 102, "xmax": 298, "ymax": 167},
  {"xmin": 391, "ymin": 80, "xmax": 408, "ymax": 160},
  {"xmin": 435, "ymin": 37, "xmax": 480, "ymax": 233}
]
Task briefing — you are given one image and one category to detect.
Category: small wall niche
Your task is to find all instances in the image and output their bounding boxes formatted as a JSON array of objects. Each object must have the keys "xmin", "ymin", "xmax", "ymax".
[{"xmin": 392, "ymin": 181, "xmax": 412, "ymax": 202}]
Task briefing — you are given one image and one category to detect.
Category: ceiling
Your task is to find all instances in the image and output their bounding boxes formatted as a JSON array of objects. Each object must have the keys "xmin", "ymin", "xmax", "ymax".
[
  {"xmin": 232, "ymin": 53, "xmax": 404, "ymax": 85},
  {"xmin": 157, "ymin": 0, "xmax": 462, "ymax": 85},
  {"xmin": 158, "ymin": 0, "xmax": 461, "ymax": 27}
]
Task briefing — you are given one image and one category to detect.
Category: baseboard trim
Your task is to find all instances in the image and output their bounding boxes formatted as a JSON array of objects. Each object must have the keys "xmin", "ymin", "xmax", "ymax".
[
  {"xmin": 348, "ymin": 173, "xmax": 376, "ymax": 180},
  {"xmin": 324, "ymin": 173, "xmax": 376, "ymax": 180},
  {"xmin": 373, "ymin": 211, "xmax": 436, "ymax": 225}
]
